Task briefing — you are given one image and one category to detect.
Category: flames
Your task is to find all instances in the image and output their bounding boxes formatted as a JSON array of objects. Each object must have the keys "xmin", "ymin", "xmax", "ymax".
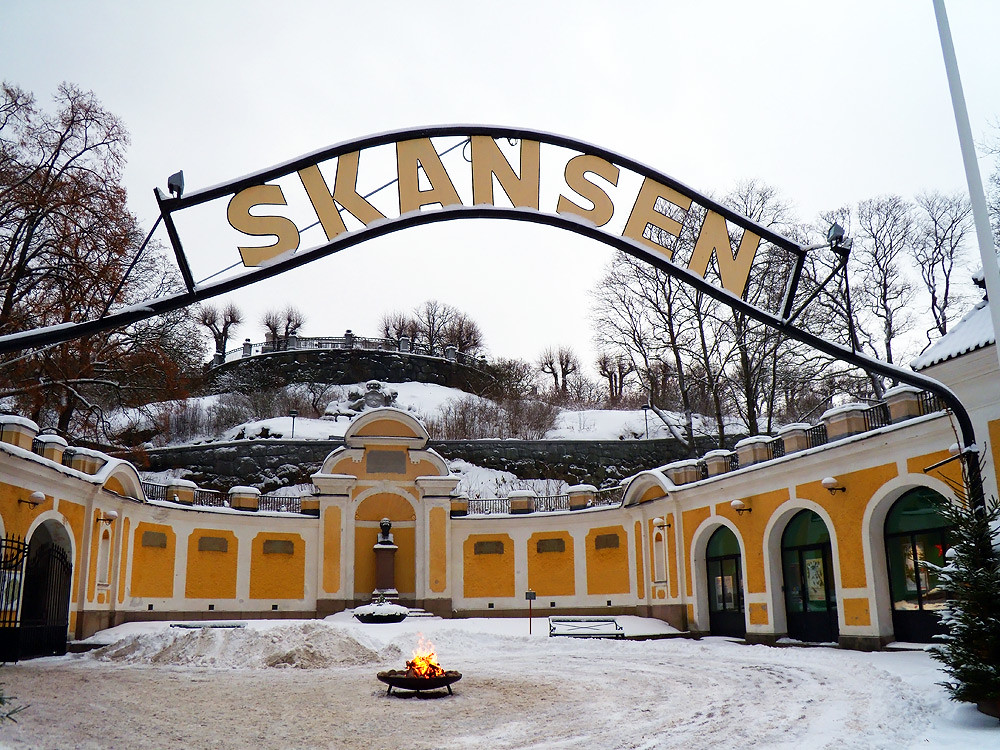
[{"xmin": 405, "ymin": 634, "xmax": 446, "ymax": 678}]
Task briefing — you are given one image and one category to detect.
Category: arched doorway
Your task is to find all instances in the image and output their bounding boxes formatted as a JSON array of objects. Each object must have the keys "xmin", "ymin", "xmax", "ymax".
[
  {"xmin": 884, "ymin": 488, "xmax": 950, "ymax": 643},
  {"xmin": 21, "ymin": 520, "xmax": 73, "ymax": 658},
  {"xmin": 782, "ymin": 510, "xmax": 838, "ymax": 643},
  {"xmin": 706, "ymin": 526, "xmax": 745, "ymax": 637}
]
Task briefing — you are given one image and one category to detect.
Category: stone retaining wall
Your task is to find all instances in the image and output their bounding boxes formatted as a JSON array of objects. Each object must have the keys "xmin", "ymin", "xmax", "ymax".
[
  {"xmin": 200, "ymin": 348, "xmax": 499, "ymax": 396},
  {"xmin": 137, "ymin": 435, "xmax": 732, "ymax": 492}
]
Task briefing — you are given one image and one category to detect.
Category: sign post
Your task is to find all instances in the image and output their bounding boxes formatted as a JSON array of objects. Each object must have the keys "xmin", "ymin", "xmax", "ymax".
[{"xmin": 525, "ymin": 590, "xmax": 536, "ymax": 635}]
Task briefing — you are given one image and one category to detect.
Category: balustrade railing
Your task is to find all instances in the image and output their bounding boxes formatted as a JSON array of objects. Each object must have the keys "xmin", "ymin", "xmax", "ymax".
[
  {"xmin": 807, "ymin": 423, "xmax": 828, "ymax": 449},
  {"xmin": 221, "ymin": 334, "xmax": 487, "ymax": 366},
  {"xmin": 918, "ymin": 391, "xmax": 945, "ymax": 415},
  {"xmin": 259, "ymin": 494, "xmax": 302, "ymax": 513},
  {"xmin": 863, "ymin": 402, "xmax": 892, "ymax": 432},
  {"xmin": 467, "ymin": 497, "xmax": 510, "ymax": 515}
]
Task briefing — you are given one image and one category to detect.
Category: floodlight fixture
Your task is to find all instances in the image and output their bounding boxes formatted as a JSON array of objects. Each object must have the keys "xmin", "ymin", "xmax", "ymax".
[{"xmin": 167, "ymin": 170, "xmax": 184, "ymax": 199}]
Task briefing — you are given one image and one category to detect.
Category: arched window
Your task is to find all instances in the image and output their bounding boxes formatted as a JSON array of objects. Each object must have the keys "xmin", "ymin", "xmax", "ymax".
[{"xmin": 884, "ymin": 488, "xmax": 950, "ymax": 642}]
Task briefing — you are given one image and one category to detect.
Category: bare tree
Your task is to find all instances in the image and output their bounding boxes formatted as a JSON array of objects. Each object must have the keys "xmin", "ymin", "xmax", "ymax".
[
  {"xmin": 261, "ymin": 305, "xmax": 305, "ymax": 351},
  {"xmin": 379, "ymin": 310, "xmax": 419, "ymax": 342},
  {"xmin": 413, "ymin": 299, "xmax": 455, "ymax": 355},
  {"xmin": 913, "ymin": 190, "xmax": 972, "ymax": 348},
  {"xmin": 0, "ymin": 83, "xmax": 203, "ymax": 440},
  {"xmin": 537, "ymin": 345, "xmax": 579, "ymax": 395},
  {"xmin": 596, "ymin": 351, "xmax": 634, "ymax": 405},
  {"xmin": 197, "ymin": 302, "xmax": 243, "ymax": 364},
  {"xmin": 855, "ymin": 195, "xmax": 916, "ymax": 372},
  {"xmin": 442, "ymin": 310, "xmax": 484, "ymax": 353}
]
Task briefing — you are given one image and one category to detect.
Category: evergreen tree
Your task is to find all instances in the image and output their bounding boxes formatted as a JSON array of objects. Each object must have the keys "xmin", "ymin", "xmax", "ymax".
[{"xmin": 929, "ymin": 472, "xmax": 1000, "ymax": 708}]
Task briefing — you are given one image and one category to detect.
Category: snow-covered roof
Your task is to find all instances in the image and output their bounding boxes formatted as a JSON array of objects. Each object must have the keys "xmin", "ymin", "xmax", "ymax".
[{"xmin": 910, "ymin": 300, "xmax": 995, "ymax": 371}]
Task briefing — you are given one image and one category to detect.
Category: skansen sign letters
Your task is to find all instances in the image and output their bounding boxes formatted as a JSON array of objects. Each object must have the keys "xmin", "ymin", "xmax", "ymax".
[{"xmin": 222, "ymin": 132, "xmax": 769, "ymax": 298}]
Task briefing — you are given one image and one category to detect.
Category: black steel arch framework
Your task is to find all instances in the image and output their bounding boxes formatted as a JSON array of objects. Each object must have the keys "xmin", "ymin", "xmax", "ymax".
[{"xmin": 0, "ymin": 125, "xmax": 984, "ymax": 496}]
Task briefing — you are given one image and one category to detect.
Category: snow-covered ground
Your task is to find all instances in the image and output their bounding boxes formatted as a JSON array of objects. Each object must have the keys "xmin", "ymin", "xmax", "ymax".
[{"xmin": 2, "ymin": 616, "xmax": 995, "ymax": 748}]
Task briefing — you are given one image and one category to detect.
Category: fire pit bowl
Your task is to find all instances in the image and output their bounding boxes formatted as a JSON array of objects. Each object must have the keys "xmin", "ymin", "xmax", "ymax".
[{"xmin": 377, "ymin": 669, "xmax": 463, "ymax": 696}]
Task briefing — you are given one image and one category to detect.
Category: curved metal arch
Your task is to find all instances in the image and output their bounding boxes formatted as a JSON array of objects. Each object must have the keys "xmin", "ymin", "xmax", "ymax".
[
  {"xmin": 0, "ymin": 203, "xmax": 977, "ymax": 449},
  {"xmin": 0, "ymin": 126, "xmax": 981, "ymax": 480}
]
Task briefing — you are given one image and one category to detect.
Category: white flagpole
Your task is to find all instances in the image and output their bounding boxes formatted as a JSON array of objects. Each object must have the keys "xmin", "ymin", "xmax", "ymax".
[{"xmin": 933, "ymin": 0, "xmax": 1000, "ymax": 372}]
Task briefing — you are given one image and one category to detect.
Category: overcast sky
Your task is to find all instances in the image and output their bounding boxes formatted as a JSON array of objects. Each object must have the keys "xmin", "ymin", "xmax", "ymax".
[{"xmin": 4, "ymin": 1, "xmax": 999, "ymax": 373}]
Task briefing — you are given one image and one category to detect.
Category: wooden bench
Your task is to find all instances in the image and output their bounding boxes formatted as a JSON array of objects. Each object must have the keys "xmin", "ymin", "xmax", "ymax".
[{"xmin": 548, "ymin": 616, "xmax": 624, "ymax": 639}]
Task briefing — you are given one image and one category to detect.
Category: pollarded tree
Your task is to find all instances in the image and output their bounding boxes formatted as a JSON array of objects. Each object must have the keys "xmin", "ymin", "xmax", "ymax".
[
  {"xmin": 537, "ymin": 345, "xmax": 580, "ymax": 396},
  {"xmin": 197, "ymin": 302, "xmax": 243, "ymax": 364},
  {"xmin": 261, "ymin": 305, "xmax": 305, "ymax": 351}
]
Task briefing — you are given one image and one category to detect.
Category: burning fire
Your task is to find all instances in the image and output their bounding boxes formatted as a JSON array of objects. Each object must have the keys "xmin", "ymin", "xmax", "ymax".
[{"xmin": 405, "ymin": 634, "xmax": 445, "ymax": 678}]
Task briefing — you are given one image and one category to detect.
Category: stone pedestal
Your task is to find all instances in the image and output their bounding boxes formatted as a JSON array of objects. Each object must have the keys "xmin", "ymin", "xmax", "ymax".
[{"xmin": 373, "ymin": 544, "xmax": 398, "ymax": 599}]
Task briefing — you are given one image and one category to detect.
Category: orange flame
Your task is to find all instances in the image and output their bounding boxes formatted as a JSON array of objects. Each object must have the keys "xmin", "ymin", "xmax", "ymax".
[{"xmin": 405, "ymin": 633, "xmax": 445, "ymax": 678}]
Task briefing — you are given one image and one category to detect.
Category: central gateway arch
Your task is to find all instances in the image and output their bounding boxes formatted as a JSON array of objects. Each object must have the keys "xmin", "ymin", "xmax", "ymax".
[{"xmin": 0, "ymin": 126, "xmax": 983, "ymax": 482}]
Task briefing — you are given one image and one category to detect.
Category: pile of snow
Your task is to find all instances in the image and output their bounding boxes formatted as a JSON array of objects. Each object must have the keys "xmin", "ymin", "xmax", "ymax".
[{"xmin": 92, "ymin": 620, "xmax": 398, "ymax": 669}]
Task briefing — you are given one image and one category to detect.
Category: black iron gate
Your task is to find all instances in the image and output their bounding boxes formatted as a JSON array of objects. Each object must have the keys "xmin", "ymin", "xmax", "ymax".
[{"xmin": 0, "ymin": 536, "xmax": 72, "ymax": 661}]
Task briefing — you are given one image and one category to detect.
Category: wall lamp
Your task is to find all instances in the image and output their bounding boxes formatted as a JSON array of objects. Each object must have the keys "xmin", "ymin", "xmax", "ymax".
[
  {"xmin": 652, "ymin": 516, "xmax": 671, "ymax": 530},
  {"xmin": 730, "ymin": 499, "xmax": 752, "ymax": 515},
  {"xmin": 19, "ymin": 491, "xmax": 45, "ymax": 508},
  {"xmin": 821, "ymin": 477, "xmax": 846, "ymax": 494},
  {"xmin": 97, "ymin": 509, "xmax": 119, "ymax": 525}
]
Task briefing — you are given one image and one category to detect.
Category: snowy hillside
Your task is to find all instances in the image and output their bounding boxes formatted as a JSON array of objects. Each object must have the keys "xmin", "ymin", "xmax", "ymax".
[{"xmin": 144, "ymin": 381, "xmax": 730, "ymax": 446}]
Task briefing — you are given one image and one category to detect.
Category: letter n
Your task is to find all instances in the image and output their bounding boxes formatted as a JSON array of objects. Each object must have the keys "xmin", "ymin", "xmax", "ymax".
[{"xmin": 687, "ymin": 211, "xmax": 761, "ymax": 298}]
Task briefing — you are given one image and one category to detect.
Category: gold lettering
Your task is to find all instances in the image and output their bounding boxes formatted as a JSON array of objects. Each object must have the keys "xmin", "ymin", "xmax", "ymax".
[
  {"xmin": 621, "ymin": 177, "xmax": 691, "ymax": 260},
  {"xmin": 227, "ymin": 184, "xmax": 300, "ymax": 267},
  {"xmin": 471, "ymin": 136, "xmax": 540, "ymax": 208},
  {"xmin": 687, "ymin": 210, "xmax": 761, "ymax": 297},
  {"xmin": 332, "ymin": 151, "xmax": 386, "ymax": 226},
  {"xmin": 556, "ymin": 154, "xmax": 619, "ymax": 227},
  {"xmin": 396, "ymin": 138, "xmax": 463, "ymax": 214},
  {"xmin": 298, "ymin": 165, "xmax": 348, "ymax": 239}
]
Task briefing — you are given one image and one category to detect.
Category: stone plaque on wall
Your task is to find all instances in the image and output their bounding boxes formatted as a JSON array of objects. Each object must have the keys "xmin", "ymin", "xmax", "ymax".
[{"xmin": 366, "ymin": 449, "xmax": 406, "ymax": 474}]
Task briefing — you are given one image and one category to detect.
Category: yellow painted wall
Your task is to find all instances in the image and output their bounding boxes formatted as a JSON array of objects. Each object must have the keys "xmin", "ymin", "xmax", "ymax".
[
  {"xmin": 249, "ymin": 532, "xmax": 305, "ymax": 600},
  {"xmin": 682, "ymin": 506, "xmax": 711, "ymax": 596},
  {"xmin": 748, "ymin": 602, "xmax": 769, "ymax": 625},
  {"xmin": 86, "ymin": 509, "xmax": 101, "ymax": 602},
  {"xmin": 527, "ymin": 531, "xmax": 575, "ymax": 596},
  {"xmin": 429, "ymin": 506, "xmax": 447, "ymax": 593},
  {"xmin": 354, "ymin": 525, "xmax": 416, "ymax": 595},
  {"xmin": 713, "ymin": 488, "xmax": 789, "ymax": 594},
  {"xmin": 463, "ymin": 534, "xmax": 515, "ymax": 598},
  {"xmin": 666, "ymin": 514, "xmax": 678, "ymax": 598},
  {"xmin": 796, "ymin": 462, "xmax": 897, "ymax": 589},
  {"xmin": 585, "ymin": 525, "xmax": 630, "ymax": 595},
  {"xmin": 323, "ymin": 506, "xmax": 341, "ymax": 595},
  {"xmin": 842, "ymin": 597, "xmax": 871, "ymax": 627},
  {"xmin": 104, "ymin": 476, "xmax": 127, "ymax": 495},
  {"xmin": 355, "ymin": 419, "xmax": 419, "ymax": 438},
  {"xmin": 990, "ymin": 420, "xmax": 1000, "ymax": 490},
  {"xmin": 634, "ymin": 520, "xmax": 644, "ymax": 599},
  {"xmin": 60, "ymin": 500, "xmax": 85, "ymax": 603},
  {"xmin": 131, "ymin": 522, "xmax": 176, "ymax": 599},
  {"xmin": 0, "ymin": 483, "xmax": 53, "ymax": 539},
  {"xmin": 354, "ymin": 494, "xmax": 416, "ymax": 597},
  {"xmin": 908, "ymin": 450, "xmax": 962, "ymax": 487},
  {"xmin": 185, "ymin": 530, "xmax": 238, "ymax": 599},
  {"xmin": 117, "ymin": 516, "xmax": 130, "ymax": 604}
]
